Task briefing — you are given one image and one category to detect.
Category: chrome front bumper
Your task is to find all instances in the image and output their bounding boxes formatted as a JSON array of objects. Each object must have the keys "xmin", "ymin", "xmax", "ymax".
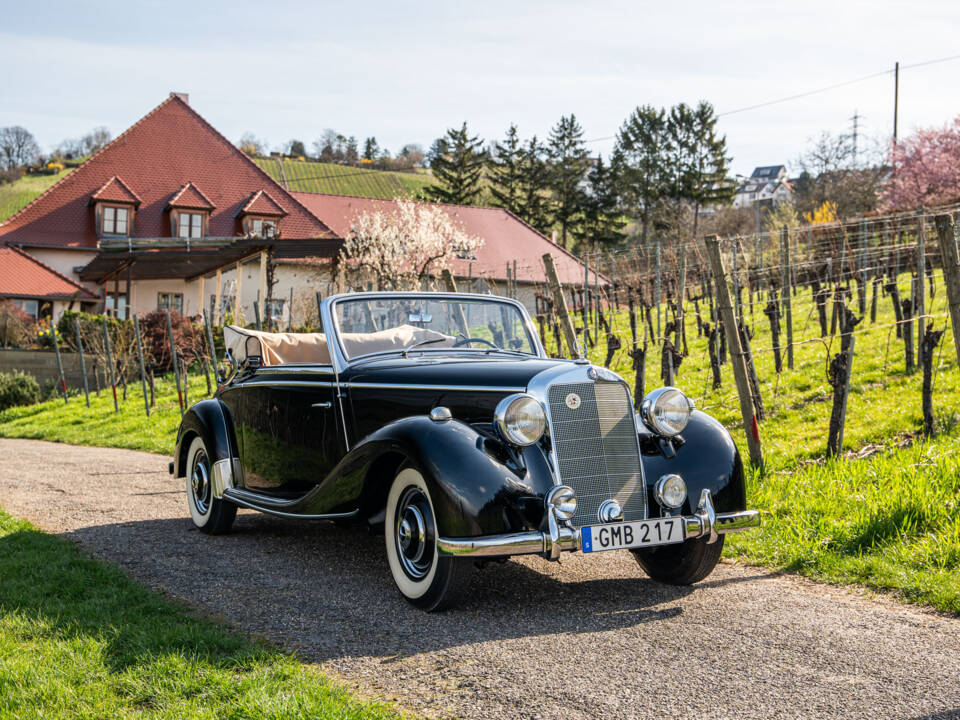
[{"xmin": 436, "ymin": 489, "xmax": 760, "ymax": 559}]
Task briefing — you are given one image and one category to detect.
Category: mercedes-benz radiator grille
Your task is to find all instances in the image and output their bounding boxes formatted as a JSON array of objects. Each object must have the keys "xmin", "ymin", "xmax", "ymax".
[{"xmin": 547, "ymin": 381, "xmax": 647, "ymax": 526}]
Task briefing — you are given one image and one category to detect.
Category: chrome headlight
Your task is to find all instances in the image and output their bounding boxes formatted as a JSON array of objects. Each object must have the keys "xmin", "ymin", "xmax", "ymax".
[
  {"xmin": 655, "ymin": 474, "xmax": 687, "ymax": 509},
  {"xmin": 494, "ymin": 393, "xmax": 546, "ymax": 446},
  {"xmin": 640, "ymin": 387, "xmax": 694, "ymax": 436},
  {"xmin": 545, "ymin": 485, "xmax": 577, "ymax": 521}
]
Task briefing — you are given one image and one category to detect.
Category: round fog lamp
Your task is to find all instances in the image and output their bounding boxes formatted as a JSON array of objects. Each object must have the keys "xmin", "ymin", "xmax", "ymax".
[
  {"xmin": 655, "ymin": 474, "xmax": 687, "ymax": 509},
  {"xmin": 641, "ymin": 387, "xmax": 694, "ymax": 436},
  {"xmin": 494, "ymin": 393, "xmax": 546, "ymax": 446},
  {"xmin": 546, "ymin": 485, "xmax": 577, "ymax": 521}
]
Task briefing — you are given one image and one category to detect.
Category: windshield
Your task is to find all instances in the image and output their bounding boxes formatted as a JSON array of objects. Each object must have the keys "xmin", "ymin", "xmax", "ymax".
[{"xmin": 333, "ymin": 295, "xmax": 539, "ymax": 360}]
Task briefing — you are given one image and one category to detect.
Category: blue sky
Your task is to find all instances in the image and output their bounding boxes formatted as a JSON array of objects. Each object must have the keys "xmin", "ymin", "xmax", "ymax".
[{"xmin": 2, "ymin": 0, "xmax": 959, "ymax": 175}]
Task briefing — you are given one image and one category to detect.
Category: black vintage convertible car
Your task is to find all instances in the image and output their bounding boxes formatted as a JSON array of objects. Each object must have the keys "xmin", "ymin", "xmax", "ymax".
[{"xmin": 173, "ymin": 292, "xmax": 759, "ymax": 610}]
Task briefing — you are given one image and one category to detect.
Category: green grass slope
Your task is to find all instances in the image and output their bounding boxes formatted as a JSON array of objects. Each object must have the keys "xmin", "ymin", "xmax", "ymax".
[
  {"xmin": 0, "ymin": 170, "xmax": 73, "ymax": 222},
  {"xmin": 0, "ymin": 509, "xmax": 400, "ymax": 720},
  {"xmin": 254, "ymin": 157, "xmax": 438, "ymax": 200}
]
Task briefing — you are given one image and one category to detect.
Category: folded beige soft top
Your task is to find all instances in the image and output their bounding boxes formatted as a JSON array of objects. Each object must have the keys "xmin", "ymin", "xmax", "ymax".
[{"xmin": 223, "ymin": 324, "xmax": 455, "ymax": 366}]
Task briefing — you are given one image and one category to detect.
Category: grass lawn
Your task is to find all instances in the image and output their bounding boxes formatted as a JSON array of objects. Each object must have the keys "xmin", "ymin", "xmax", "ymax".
[
  {"xmin": 0, "ymin": 170, "xmax": 73, "ymax": 222},
  {"xmin": 0, "ymin": 509, "xmax": 399, "ymax": 720}
]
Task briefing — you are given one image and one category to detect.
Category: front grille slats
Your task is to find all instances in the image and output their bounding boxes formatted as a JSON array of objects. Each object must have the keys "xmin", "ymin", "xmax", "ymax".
[{"xmin": 547, "ymin": 381, "xmax": 647, "ymax": 526}]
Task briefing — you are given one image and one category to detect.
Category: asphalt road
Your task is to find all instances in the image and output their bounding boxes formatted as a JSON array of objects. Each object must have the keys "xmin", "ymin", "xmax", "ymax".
[{"xmin": 1, "ymin": 438, "xmax": 959, "ymax": 720}]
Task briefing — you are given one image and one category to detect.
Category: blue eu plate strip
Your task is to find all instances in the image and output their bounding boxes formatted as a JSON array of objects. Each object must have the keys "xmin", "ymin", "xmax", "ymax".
[{"xmin": 581, "ymin": 527, "xmax": 593, "ymax": 553}]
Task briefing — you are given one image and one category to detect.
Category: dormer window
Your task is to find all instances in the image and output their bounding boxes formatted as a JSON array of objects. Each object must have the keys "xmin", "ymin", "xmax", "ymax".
[
  {"xmin": 250, "ymin": 218, "xmax": 277, "ymax": 238},
  {"xmin": 178, "ymin": 212, "xmax": 205, "ymax": 239},
  {"xmin": 237, "ymin": 189, "xmax": 288, "ymax": 238},
  {"xmin": 102, "ymin": 206, "xmax": 130, "ymax": 236}
]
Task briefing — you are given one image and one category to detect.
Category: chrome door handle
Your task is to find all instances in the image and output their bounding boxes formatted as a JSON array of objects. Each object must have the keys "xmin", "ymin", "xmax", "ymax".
[{"xmin": 311, "ymin": 402, "xmax": 332, "ymax": 409}]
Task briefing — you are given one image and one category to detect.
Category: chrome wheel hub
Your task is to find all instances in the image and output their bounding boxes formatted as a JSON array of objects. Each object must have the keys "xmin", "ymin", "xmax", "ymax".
[
  {"xmin": 395, "ymin": 486, "xmax": 434, "ymax": 580},
  {"xmin": 191, "ymin": 450, "xmax": 212, "ymax": 515}
]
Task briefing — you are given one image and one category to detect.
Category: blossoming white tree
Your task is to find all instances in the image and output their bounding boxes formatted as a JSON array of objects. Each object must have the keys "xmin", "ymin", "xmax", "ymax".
[{"xmin": 339, "ymin": 200, "xmax": 484, "ymax": 290}]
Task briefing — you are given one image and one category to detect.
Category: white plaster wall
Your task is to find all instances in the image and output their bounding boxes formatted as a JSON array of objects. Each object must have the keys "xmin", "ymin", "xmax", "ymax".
[{"xmin": 22, "ymin": 248, "xmax": 98, "ymax": 292}]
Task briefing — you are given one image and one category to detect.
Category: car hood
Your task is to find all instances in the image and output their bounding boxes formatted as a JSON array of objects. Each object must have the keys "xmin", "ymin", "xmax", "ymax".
[{"xmin": 341, "ymin": 354, "xmax": 570, "ymax": 389}]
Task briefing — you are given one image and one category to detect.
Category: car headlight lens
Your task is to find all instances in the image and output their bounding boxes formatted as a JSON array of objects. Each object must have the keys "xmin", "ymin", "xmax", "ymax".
[
  {"xmin": 545, "ymin": 485, "xmax": 577, "ymax": 521},
  {"xmin": 494, "ymin": 393, "xmax": 546, "ymax": 446},
  {"xmin": 655, "ymin": 474, "xmax": 687, "ymax": 509},
  {"xmin": 640, "ymin": 387, "xmax": 694, "ymax": 436}
]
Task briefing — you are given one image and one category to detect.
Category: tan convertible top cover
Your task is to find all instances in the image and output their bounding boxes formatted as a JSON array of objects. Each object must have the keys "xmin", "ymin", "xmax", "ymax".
[{"xmin": 224, "ymin": 324, "xmax": 454, "ymax": 366}]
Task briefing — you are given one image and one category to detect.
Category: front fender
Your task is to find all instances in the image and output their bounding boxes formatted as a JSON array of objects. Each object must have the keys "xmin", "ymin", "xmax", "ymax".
[
  {"xmin": 307, "ymin": 416, "xmax": 555, "ymax": 537},
  {"xmin": 173, "ymin": 399, "xmax": 238, "ymax": 478},
  {"xmin": 640, "ymin": 410, "xmax": 746, "ymax": 516}
]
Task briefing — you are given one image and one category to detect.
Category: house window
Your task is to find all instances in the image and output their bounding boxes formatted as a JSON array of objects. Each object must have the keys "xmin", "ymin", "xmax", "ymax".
[
  {"xmin": 12, "ymin": 299, "xmax": 39, "ymax": 319},
  {"xmin": 266, "ymin": 298, "xmax": 285, "ymax": 325},
  {"xmin": 102, "ymin": 206, "xmax": 129, "ymax": 235},
  {"xmin": 252, "ymin": 218, "xmax": 276, "ymax": 238},
  {"xmin": 178, "ymin": 212, "xmax": 204, "ymax": 239},
  {"xmin": 158, "ymin": 292, "xmax": 184, "ymax": 313}
]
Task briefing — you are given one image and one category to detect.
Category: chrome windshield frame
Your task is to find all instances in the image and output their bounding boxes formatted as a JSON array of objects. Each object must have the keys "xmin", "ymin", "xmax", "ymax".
[{"xmin": 322, "ymin": 291, "xmax": 547, "ymax": 373}]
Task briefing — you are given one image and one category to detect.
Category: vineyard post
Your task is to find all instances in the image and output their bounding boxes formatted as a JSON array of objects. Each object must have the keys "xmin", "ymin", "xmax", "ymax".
[
  {"xmin": 921, "ymin": 324, "xmax": 945, "ymax": 437},
  {"xmin": 203, "ymin": 309, "xmax": 219, "ymax": 381},
  {"xmin": 827, "ymin": 335, "xmax": 855, "ymax": 456},
  {"xmin": 543, "ymin": 253, "xmax": 579, "ymax": 358},
  {"xmin": 676, "ymin": 244, "xmax": 686, "ymax": 354},
  {"xmin": 781, "ymin": 225, "xmax": 794, "ymax": 370},
  {"xmin": 315, "ymin": 291, "xmax": 323, "ymax": 323},
  {"xmin": 133, "ymin": 314, "xmax": 150, "ymax": 417},
  {"xmin": 704, "ymin": 235, "xmax": 764, "ymax": 470},
  {"xmin": 288, "ymin": 286, "xmax": 294, "ymax": 331},
  {"xmin": 50, "ymin": 318, "xmax": 68, "ymax": 403},
  {"xmin": 441, "ymin": 269, "xmax": 469, "ymax": 337},
  {"xmin": 101, "ymin": 315, "xmax": 118, "ymax": 413},
  {"xmin": 253, "ymin": 299, "xmax": 262, "ymax": 331},
  {"xmin": 74, "ymin": 317, "xmax": 90, "ymax": 407},
  {"xmin": 166, "ymin": 309, "xmax": 184, "ymax": 415},
  {"xmin": 917, "ymin": 211, "xmax": 926, "ymax": 367},
  {"xmin": 933, "ymin": 213, "xmax": 960, "ymax": 370},
  {"xmin": 655, "ymin": 237, "xmax": 662, "ymax": 341}
]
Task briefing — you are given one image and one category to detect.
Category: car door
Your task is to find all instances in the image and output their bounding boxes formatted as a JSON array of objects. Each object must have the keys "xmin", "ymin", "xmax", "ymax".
[{"xmin": 237, "ymin": 366, "xmax": 342, "ymax": 495}]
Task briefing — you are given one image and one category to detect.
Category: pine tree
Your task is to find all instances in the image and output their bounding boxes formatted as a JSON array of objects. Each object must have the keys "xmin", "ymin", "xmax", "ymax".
[
  {"xmin": 547, "ymin": 114, "xmax": 590, "ymax": 248},
  {"xmin": 580, "ymin": 154, "xmax": 624, "ymax": 247},
  {"xmin": 362, "ymin": 137, "xmax": 379, "ymax": 162},
  {"xmin": 517, "ymin": 136, "xmax": 551, "ymax": 233},
  {"xmin": 425, "ymin": 122, "xmax": 486, "ymax": 205},
  {"xmin": 488, "ymin": 124, "xmax": 525, "ymax": 216},
  {"xmin": 614, "ymin": 105, "xmax": 669, "ymax": 247}
]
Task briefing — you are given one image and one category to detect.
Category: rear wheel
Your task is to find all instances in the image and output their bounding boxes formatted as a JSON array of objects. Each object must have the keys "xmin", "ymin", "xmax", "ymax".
[
  {"xmin": 186, "ymin": 436, "xmax": 237, "ymax": 535},
  {"xmin": 384, "ymin": 466, "xmax": 471, "ymax": 611},
  {"xmin": 632, "ymin": 535, "xmax": 724, "ymax": 585}
]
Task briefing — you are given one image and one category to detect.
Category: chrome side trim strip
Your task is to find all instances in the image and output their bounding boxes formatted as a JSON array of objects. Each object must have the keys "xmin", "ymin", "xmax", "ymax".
[
  {"xmin": 255, "ymin": 365, "xmax": 335, "ymax": 376},
  {"xmin": 211, "ymin": 458, "xmax": 236, "ymax": 499},
  {"xmin": 223, "ymin": 488, "xmax": 359, "ymax": 520},
  {"xmin": 344, "ymin": 382, "xmax": 526, "ymax": 392},
  {"xmin": 234, "ymin": 380, "xmax": 336, "ymax": 389}
]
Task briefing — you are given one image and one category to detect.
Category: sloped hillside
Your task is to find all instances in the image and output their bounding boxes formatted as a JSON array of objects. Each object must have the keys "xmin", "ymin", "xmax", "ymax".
[
  {"xmin": 0, "ymin": 170, "xmax": 73, "ymax": 222},
  {"xmin": 253, "ymin": 157, "xmax": 438, "ymax": 200}
]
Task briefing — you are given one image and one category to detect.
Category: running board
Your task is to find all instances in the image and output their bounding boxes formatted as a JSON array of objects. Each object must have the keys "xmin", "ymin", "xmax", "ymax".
[{"xmin": 222, "ymin": 487, "xmax": 358, "ymax": 521}]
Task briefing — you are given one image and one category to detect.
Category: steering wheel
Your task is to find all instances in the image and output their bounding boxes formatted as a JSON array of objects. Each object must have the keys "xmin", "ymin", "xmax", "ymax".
[{"xmin": 453, "ymin": 336, "xmax": 498, "ymax": 349}]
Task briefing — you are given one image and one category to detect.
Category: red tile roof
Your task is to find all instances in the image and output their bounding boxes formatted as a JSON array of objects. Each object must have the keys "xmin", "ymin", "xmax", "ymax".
[
  {"xmin": 90, "ymin": 175, "xmax": 141, "ymax": 206},
  {"xmin": 290, "ymin": 192, "xmax": 593, "ymax": 285},
  {"xmin": 167, "ymin": 181, "xmax": 216, "ymax": 210},
  {"xmin": 0, "ymin": 94, "xmax": 334, "ymax": 249},
  {"xmin": 239, "ymin": 189, "xmax": 288, "ymax": 217},
  {"xmin": 0, "ymin": 245, "xmax": 97, "ymax": 299}
]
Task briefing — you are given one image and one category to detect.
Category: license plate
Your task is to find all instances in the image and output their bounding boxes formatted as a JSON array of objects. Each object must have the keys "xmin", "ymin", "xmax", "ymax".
[{"xmin": 581, "ymin": 517, "xmax": 685, "ymax": 553}]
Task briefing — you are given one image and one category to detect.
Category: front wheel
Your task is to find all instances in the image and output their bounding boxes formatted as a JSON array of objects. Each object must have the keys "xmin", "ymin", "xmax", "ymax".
[
  {"xmin": 384, "ymin": 466, "xmax": 471, "ymax": 611},
  {"xmin": 632, "ymin": 535, "xmax": 724, "ymax": 585},
  {"xmin": 185, "ymin": 436, "xmax": 237, "ymax": 535}
]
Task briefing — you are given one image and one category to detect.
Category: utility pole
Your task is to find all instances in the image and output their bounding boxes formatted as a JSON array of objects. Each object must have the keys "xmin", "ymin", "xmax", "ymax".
[
  {"xmin": 893, "ymin": 61, "xmax": 900, "ymax": 154},
  {"xmin": 850, "ymin": 110, "xmax": 861, "ymax": 168}
]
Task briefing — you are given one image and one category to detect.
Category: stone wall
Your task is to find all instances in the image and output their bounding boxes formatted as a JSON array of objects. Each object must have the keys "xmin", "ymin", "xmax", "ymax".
[{"xmin": 0, "ymin": 348, "xmax": 98, "ymax": 391}]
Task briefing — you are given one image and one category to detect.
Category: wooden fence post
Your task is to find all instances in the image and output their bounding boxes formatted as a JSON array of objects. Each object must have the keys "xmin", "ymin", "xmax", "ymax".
[
  {"xmin": 133, "ymin": 314, "xmax": 150, "ymax": 417},
  {"xmin": 101, "ymin": 315, "xmax": 118, "ymax": 413},
  {"xmin": 543, "ymin": 254, "xmax": 579, "ymax": 358},
  {"xmin": 934, "ymin": 213, "xmax": 960, "ymax": 372},
  {"xmin": 50, "ymin": 319, "xmax": 68, "ymax": 403},
  {"xmin": 704, "ymin": 235, "xmax": 764, "ymax": 469},
  {"xmin": 166, "ymin": 310, "xmax": 183, "ymax": 415},
  {"xmin": 917, "ymin": 212, "xmax": 926, "ymax": 367},
  {"xmin": 74, "ymin": 317, "xmax": 90, "ymax": 407},
  {"xmin": 781, "ymin": 226, "xmax": 794, "ymax": 370}
]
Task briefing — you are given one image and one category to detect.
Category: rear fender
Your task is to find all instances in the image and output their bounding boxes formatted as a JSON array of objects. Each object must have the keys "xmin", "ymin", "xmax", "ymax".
[{"xmin": 173, "ymin": 399, "xmax": 239, "ymax": 482}]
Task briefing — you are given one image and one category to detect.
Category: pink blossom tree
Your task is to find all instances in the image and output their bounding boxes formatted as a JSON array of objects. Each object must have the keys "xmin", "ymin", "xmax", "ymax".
[
  {"xmin": 883, "ymin": 117, "xmax": 960, "ymax": 211},
  {"xmin": 339, "ymin": 200, "xmax": 484, "ymax": 290}
]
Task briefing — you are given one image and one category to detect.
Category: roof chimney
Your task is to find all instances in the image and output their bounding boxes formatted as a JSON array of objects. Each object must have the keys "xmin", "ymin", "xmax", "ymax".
[{"xmin": 170, "ymin": 92, "xmax": 190, "ymax": 105}]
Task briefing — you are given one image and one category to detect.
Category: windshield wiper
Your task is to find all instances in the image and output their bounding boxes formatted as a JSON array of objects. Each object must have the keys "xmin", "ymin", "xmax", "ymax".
[{"xmin": 401, "ymin": 337, "xmax": 447, "ymax": 358}]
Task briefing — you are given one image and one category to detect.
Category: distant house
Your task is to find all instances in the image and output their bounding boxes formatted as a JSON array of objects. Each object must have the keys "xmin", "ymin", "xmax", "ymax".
[
  {"xmin": 733, "ymin": 165, "xmax": 793, "ymax": 209},
  {"xmin": 0, "ymin": 93, "xmax": 591, "ymax": 325},
  {"xmin": 0, "ymin": 245, "xmax": 98, "ymax": 321}
]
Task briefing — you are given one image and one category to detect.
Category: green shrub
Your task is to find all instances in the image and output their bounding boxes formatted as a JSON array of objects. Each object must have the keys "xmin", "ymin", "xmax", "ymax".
[{"xmin": 0, "ymin": 371, "xmax": 41, "ymax": 412}]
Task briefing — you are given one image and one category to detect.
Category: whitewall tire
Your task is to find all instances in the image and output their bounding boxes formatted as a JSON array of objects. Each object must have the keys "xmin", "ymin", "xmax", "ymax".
[
  {"xmin": 186, "ymin": 436, "xmax": 237, "ymax": 535},
  {"xmin": 385, "ymin": 466, "xmax": 470, "ymax": 611}
]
